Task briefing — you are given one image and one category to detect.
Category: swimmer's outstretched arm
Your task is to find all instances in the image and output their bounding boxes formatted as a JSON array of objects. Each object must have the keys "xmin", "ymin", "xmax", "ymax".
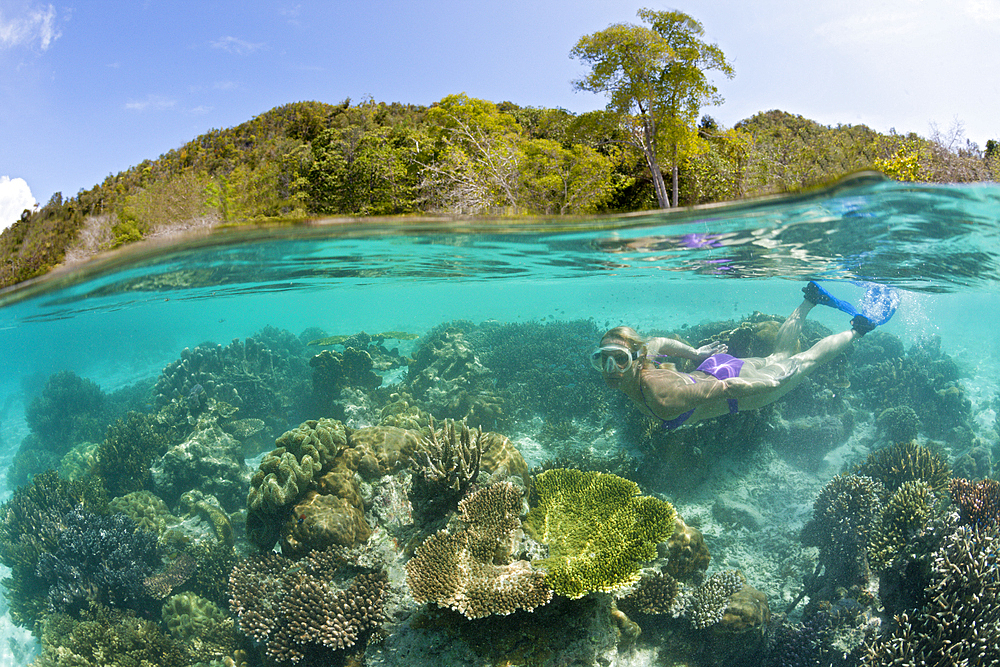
[{"xmin": 646, "ymin": 337, "xmax": 728, "ymax": 362}]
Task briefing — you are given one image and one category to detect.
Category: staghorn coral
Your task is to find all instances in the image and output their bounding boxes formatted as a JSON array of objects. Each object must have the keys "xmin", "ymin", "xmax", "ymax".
[
  {"xmin": 524, "ymin": 468, "xmax": 676, "ymax": 599},
  {"xmin": 801, "ymin": 474, "xmax": 884, "ymax": 592},
  {"xmin": 854, "ymin": 440, "xmax": 951, "ymax": 500},
  {"xmin": 0, "ymin": 470, "xmax": 107, "ymax": 631},
  {"xmin": 861, "ymin": 523, "xmax": 1000, "ymax": 666},
  {"xmin": 34, "ymin": 508, "xmax": 162, "ymax": 619},
  {"xmin": 409, "ymin": 418, "xmax": 483, "ymax": 521},
  {"xmin": 229, "ymin": 547, "xmax": 388, "ymax": 664},
  {"xmin": 949, "ymin": 477, "xmax": 1000, "ymax": 529},
  {"xmin": 405, "ymin": 481, "xmax": 552, "ymax": 619},
  {"xmin": 868, "ymin": 480, "xmax": 937, "ymax": 571}
]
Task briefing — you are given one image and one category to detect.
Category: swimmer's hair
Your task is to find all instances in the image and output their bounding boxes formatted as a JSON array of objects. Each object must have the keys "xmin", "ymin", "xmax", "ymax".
[
  {"xmin": 601, "ymin": 326, "xmax": 645, "ymax": 351},
  {"xmin": 600, "ymin": 326, "xmax": 675, "ymax": 371}
]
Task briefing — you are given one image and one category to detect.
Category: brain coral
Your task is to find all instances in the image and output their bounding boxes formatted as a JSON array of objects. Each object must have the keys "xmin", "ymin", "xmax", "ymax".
[
  {"xmin": 405, "ymin": 481, "xmax": 552, "ymax": 619},
  {"xmin": 524, "ymin": 468, "xmax": 676, "ymax": 599}
]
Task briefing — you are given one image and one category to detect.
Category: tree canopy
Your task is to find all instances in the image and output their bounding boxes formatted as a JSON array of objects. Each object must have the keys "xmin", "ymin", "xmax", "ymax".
[{"xmin": 571, "ymin": 9, "xmax": 734, "ymax": 208}]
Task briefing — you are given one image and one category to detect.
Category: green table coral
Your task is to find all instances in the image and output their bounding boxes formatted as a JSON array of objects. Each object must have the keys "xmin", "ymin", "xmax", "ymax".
[{"xmin": 525, "ymin": 468, "xmax": 676, "ymax": 599}]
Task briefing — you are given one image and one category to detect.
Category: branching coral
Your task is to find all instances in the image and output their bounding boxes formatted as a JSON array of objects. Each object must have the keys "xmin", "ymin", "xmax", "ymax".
[
  {"xmin": 868, "ymin": 480, "xmax": 936, "ymax": 571},
  {"xmin": 34, "ymin": 508, "xmax": 162, "ymax": 618},
  {"xmin": 801, "ymin": 473, "xmax": 884, "ymax": 591},
  {"xmin": 949, "ymin": 477, "xmax": 1000, "ymax": 529},
  {"xmin": 229, "ymin": 547, "xmax": 388, "ymax": 664},
  {"xmin": 409, "ymin": 418, "xmax": 483, "ymax": 521},
  {"xmin": 96, "ymin": 411, "xmax": 172, "ymax": 499},
  {"xmin": 854, "ymin": 440, "xmax": 950, "ymax": 500},
  {"xmin": 524, "ymin": 468, "xmax": 677, "ymax": 599},
  {"xmin": 405, "ymin": 481, "xmax": 552, "ymax": 619},
  {"xmin": 861, "ymin": 523, "xmax": 1000, "ymax": 665}
]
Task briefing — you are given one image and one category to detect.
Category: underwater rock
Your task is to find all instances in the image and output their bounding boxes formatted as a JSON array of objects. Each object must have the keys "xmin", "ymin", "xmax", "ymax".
[
  {"xmin": 712, "ymin": 496, "xmax": 765, "ymax": 532},
  {"xmin": 663, "ymin": 516, "xmax": 712, "ymax": 580},
  {"xmin": 151, "ymin": 423, "xmax": 248, "ymax": 513}
]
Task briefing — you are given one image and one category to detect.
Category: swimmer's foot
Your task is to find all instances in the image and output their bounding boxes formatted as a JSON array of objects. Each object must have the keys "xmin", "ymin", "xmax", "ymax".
[
  {"xmin": 803, "ymin": 281, "xmax": 835, "ymax": 307},
  {"xmin": 851, "ymin": 314, "xmax": 877, "ymax": 336}
]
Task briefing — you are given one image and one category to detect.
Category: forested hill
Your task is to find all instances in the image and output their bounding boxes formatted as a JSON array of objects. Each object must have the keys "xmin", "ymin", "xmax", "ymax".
[{"xmin": 2, "ymin": 97, "xmax": 998, "ymax": 290}]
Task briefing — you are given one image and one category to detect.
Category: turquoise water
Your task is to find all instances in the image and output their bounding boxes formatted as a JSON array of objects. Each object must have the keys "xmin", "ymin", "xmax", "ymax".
[{"xmin": 2, "ymin": 172, "xmax": 1000, "ymax": 666}]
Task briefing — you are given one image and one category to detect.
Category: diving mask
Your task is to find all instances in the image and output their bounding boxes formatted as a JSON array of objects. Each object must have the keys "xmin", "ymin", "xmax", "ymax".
[{"xmin": 590, "ymin": 344, "xmax": 641, "ymax": 374}]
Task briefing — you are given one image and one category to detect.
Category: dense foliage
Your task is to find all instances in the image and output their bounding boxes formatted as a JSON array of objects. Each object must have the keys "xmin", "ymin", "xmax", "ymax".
[{"xmin": 3, "ymin": 96, "xmax": 999, "ymax": 290}]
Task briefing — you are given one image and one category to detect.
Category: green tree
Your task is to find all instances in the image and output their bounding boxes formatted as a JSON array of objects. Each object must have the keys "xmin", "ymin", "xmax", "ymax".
[{"xmin": 571, "ymin": 9, "xmax": 733, "ymax": 208}]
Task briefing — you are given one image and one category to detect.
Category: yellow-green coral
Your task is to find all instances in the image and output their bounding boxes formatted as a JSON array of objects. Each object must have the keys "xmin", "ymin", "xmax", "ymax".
[
  {"xmin": 854, "ymin": 441, "xmax": 950, "ymax": 499},
  {"xmin": 868, "ymin": 480, "xmax": 936, "ymax": 570},
  {"xmin": 524, "ymin": 468, "xmax": 676, "ymax": 599},
  {"xmin": 108, "ymin": 490, "xmax": 179, "ymax": 536}
]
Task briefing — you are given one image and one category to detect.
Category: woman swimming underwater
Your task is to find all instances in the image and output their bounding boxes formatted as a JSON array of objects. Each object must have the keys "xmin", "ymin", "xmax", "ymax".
[{"xmin": 592, "ymin": 282, "xmax": 897, "ymax": 429}]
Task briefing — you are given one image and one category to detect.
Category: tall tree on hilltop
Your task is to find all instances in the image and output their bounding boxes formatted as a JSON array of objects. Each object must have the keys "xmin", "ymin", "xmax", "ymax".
[{"xmin": 571, "ymin": 9, "xmax": 733, "ymax": 208}]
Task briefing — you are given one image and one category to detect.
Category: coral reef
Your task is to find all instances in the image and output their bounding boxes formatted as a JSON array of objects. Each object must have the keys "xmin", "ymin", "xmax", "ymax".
[
  {"xmin": 875, "ymin": 405, "xmax": 920, "ymax": 443},
  {"xmin": 407, "ymin": 327, "xmax": 503, "ymax": 428},
  {"xmin": 151, "ymin": 422, "xmax": 247, "ymax": 512},
  {"xmin": 33, "ymin": 508, "xmax": 161, "ymax": 618},
  {"xmin": 524, "ymin": 468, "xmax": 676, "ymax": 599},
  {"xmin": 663, "ymin": 516, "xmax": 711, "ymax": 581},
  {"xmin": 801, "ymin": 473, "xmax": 884, "ymax": 594},
  {"xmin": 409, "ymin": 418, "xmax": 482, "ymax": 521},
  {"xmin": 9, "ymin": 370, "xmax": 111, "ymax": 487},
  {"xmin": 33, "ymin": 606, "xmax": 191, "ymax": 667},
  {"xmin": 861, "ymin": 523, "xmax": 1000, "ymax": 665},
  {"xmin": 949, "ymin": 477, "xmax": 1000, "ymax": 529},
  {"xmin": 246, "ymin": 418, "xmax": 347, "ymax": 549},
  {"xmin": 854, "ymin": 440, "xmax": 951, "ymax": 499},
  {"xmin": 405, "ymin": 481, "xmax": 551, "ymax": 619},
  {"xmin": 867, "ymin": 480, "xmax": 937, "ymax": 570},
  {"xmin": 229, "ymin": 547, "xmax": 388, "ymax": 664},
  {"xmin": 108, "ymin": 489, "xmax": 180, "ymax": 536},
  {"xmin": 617, "ymin": 571, "xmax": 686, "ymax": 617},
  {"xmin": 309, "ymin": 347, "xmax": 384, "ymax": 416},
  {"xmin": 686, "ymin": 570, "xmax": 748, "ymax": 629},
  {"xmin": 95, "ymin": 411, "xmax": 172, "ymax": 499},
  {"xmin": 0, "ymin": 470, "xmax": 107, "ymax": 630},
  {"xmin": 160, "ymin": 590, "xmax": 238, "ymax": 661}
]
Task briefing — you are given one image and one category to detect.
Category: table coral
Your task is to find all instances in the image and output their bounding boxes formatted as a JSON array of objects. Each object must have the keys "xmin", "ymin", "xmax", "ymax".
[
  {"xmin": 524, "ymin": 468, "xmax": 677, "ymax": 599},
  {"xmin": 228, "ymin": 547, "xmax": 388, "ymax": 664},
  {"xmin": 405, "ymin": 481, "xmax": 552, "ymax": 618}
]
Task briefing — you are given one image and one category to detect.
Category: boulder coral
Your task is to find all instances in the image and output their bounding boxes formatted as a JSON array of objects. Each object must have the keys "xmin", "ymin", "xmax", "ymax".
[{"xmin": 524, "ymin": 468, "xmax": 677, "ymax": 599}]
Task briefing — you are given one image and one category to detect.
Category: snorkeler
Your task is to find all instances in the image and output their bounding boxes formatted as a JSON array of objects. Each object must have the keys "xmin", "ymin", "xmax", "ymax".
[{"xmin": 592, "ymin": 281, "xmax": 898, "ymax": 430}]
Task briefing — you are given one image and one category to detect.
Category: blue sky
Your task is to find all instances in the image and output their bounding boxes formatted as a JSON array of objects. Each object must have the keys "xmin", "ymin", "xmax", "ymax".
[{"xmin": 2, "ymin": 0, "xmax": 999, "ymax": 227}]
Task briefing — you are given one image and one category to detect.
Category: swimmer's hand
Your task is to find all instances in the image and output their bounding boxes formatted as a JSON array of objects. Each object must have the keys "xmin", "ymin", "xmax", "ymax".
[{"xmin": 693, "ymin": 341, "xmax": 728, "ymax": 361}]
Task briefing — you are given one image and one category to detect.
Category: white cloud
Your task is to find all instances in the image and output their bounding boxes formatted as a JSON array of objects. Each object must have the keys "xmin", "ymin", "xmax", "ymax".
[
  {"xmin": 0, "ymin": 176, "xmax": 37, "ymax": 232},
  {"xmin": 124, "ymin": 94, "xmax": 177, "ymax": 111},
  {"xmin": 0, "ymin": 3, "xmax": 61, "ymax": 51},
  {"xmin": 211, "ymin": 36, "xmax": 264, "ymax": 55}
]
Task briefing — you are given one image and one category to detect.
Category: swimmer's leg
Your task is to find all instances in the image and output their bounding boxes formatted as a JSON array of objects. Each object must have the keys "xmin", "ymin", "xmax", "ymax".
[
  {"xmin": 791, "ymin": 329, "xmax": 859, "ymax": 373},
  {"xmin": 769, "ymin": 299, "xmax": 815, "ymax": 361}
]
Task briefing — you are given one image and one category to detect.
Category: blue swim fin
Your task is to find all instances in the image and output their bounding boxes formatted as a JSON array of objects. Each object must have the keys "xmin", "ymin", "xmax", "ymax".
[
  {"xmin": 803, "ymin": 281, "xmax": 859, "ymax": 317},
  {"xmin": 857, "ymin": 283, "xmax": 900, "ymax": 327}
]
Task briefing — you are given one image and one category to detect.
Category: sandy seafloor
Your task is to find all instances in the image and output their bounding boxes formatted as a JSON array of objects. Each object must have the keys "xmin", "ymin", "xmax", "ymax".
[{"xmin": 0, "ymin": 279, "xmax": 997, "ymax": 666}]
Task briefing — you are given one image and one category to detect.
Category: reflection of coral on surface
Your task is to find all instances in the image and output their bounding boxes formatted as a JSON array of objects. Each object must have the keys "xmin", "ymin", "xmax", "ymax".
[
  {"xmin": 524, "ymin": 468, "xmax": 676, "ymax": 599},
  {"xmin": 405, "ymin": 481, "xmax": 552, "ymax": 619},
  {"xmin": 229, "ymin": 547, "xmax": 388, "ymax": 664}
]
